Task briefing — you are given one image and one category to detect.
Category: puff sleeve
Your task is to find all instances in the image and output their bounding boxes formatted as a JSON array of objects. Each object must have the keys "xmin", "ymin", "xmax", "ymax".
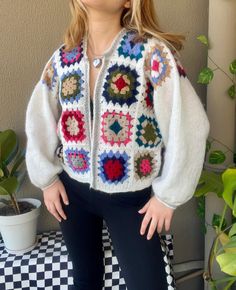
[
  {"xmin": 25, "ymin": 50, "xmax": 63, "ymax": 191},
  {"xmin": 145, "ymin": 39, "xmax": 210, "ymax": 210}
]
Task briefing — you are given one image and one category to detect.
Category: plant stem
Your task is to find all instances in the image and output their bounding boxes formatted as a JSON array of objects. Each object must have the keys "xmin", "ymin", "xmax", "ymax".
[
  {"xmin": 223, "ymin": 279, "xmax": 236, "ymax": 290},
  {"xmin": 13, "ymin": 193, "xmax": 20, "ymax": 214},
  {"xmin": 214, "ymin": 204, "xmax": 228, "ymax": 254},
  {"xmin": 212, "ymin": 276, "xmax": 236, "ymax": 285},
  {"xmin": 208, "ymin": 203, "xmax": 228, "ymax": 284},
  {"xmin": 208, "ymin": 55, "xmax": 236, "ymax": 85},
  {"xmin": 9, "ymin": 193, "xmax": 20, "ymax": 215},
  {"xmin": 208, "ymin": 137, "xmax": 235, "ymax": 155}
]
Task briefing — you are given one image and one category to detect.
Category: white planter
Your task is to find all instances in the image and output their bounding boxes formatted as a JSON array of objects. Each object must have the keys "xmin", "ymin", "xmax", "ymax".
[{"xmin": 0, "ymin": 198, "xmax": 41, "ymax": 255}]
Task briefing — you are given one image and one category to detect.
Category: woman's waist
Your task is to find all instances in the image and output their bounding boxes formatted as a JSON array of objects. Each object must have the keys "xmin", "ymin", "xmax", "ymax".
[{"xmin": 59, "ymin": 166, "xmax": 153, "ymax": 200}]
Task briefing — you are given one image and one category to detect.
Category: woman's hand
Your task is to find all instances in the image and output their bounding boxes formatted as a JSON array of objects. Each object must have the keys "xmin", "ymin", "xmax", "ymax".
[
  {"xmin": 43, "ymin": 179, "xmax": 69, "ymax": 223},
  {"xmin": 138, "ymin": 195, "xmax": 174, "ymax": 240}
]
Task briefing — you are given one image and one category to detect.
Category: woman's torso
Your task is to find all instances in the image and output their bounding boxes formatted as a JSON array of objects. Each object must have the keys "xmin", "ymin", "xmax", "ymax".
[{"xmin": 54, "ymin": 29, "xmax": 165, "ymax": 194}]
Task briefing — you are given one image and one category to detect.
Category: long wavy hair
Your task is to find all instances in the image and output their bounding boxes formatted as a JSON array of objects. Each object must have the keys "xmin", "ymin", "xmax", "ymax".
[{"xmin": 63, "ymin": 0, "xmax": 186, "ymax": 54}]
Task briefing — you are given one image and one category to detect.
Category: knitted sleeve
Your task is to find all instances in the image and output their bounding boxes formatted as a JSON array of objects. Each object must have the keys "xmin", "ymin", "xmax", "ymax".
[
  {"xmin": 25, "ymin": 50, "xmax": 63, "ymax": 191},
  {"xmin": 145, "ymin": 39, "xmax": 210, "ymax": 210}
]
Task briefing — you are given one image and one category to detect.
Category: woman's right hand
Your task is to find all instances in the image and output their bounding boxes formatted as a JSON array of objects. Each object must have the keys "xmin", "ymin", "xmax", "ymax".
[{"xmin": 43, "ymin": 179, "xmax": 69, "ymax": 223}]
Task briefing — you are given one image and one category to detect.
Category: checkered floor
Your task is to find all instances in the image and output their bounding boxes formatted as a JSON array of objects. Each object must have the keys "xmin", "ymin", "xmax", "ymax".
[{"xmin": 0, "ymin": 225, "xmax": 176, "ymax": 289}]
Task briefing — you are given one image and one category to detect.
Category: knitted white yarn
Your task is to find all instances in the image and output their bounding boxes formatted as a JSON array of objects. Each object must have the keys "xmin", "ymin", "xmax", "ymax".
[{"xmin": 25, "ymin": 30, "xmax": 210, "ymax": 210}]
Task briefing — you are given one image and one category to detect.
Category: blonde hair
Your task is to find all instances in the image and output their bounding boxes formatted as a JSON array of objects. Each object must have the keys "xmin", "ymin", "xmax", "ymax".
[{"xmin": 63, "ymin": 0, "xmax": 186, "ymax": 55}]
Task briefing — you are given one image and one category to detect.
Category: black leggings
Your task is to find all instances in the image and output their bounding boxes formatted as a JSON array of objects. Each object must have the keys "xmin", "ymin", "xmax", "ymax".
[{"xmin": 58, "ymin": 170, "xmax": 168, "ymax": 290}]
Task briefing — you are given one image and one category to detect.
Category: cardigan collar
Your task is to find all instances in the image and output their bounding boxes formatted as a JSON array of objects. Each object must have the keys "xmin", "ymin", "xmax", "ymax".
[{"xmin": 82, "ymin": 27, "xmax": 129, "ymax": 60}]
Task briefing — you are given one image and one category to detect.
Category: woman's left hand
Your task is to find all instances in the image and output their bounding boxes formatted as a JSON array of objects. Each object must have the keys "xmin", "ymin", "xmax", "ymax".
[{"xmin": 138, "ymin": 195, "xmax": 174, "ymax": 240}]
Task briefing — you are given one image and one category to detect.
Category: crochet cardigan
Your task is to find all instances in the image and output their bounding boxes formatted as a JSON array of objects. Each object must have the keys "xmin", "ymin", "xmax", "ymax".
[{"xmin": 25, "ymin": 27, "xmax": 210, "ymax": 210}]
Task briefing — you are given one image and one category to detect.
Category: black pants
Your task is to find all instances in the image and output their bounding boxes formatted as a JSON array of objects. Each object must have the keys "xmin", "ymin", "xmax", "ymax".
[{"xmin": 58, "ymin": 170, "xmax": 168, "ymax": 290}]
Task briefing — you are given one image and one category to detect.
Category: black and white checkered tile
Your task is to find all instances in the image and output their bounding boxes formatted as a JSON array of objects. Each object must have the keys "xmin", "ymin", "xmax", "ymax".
[{"xmin": 0, "ymin": 226, "xmax": 176, "ymax": 290}]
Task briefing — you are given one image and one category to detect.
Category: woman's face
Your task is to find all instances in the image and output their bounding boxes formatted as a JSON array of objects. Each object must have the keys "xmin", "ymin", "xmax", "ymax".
[{"xmin": 80, "ymin": 0, "xmax": 130, "ymax": 14}]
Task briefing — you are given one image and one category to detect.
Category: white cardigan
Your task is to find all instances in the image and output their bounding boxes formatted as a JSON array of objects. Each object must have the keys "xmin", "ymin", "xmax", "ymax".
[{"xmin": 25, "ymin": 27, "xmax": 210, "ymax": 210}]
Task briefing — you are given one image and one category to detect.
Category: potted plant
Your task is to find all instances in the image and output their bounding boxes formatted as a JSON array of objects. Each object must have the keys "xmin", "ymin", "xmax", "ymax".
[
  {"xmin": 0, "ymin": 129, "xmax": 41, "ymax": 254},
  {"xmin": 194, "ymin": 137, "xmax": 236, "ymax": 290},
  {"xmin": 193, "ymin": 33, "xmax": 236, "ymax": 289}
]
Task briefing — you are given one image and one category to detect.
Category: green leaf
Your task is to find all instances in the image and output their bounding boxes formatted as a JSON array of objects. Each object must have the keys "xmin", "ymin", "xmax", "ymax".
[
  {"xmin": 197, "ymin": 35, "xmax": 209, "ymax": 46},
  {"xmin": 222, "ymin": 236, "xmax": 236, "ymax": 252},
  {"xmin": 232, "ymin": 215, "xmax": 236, "ymax": 224},
  {"xmin": 194, "ymin": 170, "xmax": 223, "ymax": 198},
  {"xmin": 229, "ymin": 59, "xmax": 236, "ymax": 75},
  {"xmin": 216, "ymin": 253, "xmax": 236, "ymax": 276},
  {"xmin": 0, "ymin": 185, "xmax": 10, "ymax": 195},
  {"xmin": 0, "ymin": 176, "xmax": 18, "ymax": 196},
  {"xmin": 196, "ymin": 195, "xmax": 205, "ymax": 218},
  {"xmin": 209, "ymin": 150, "xmax": 226, "ymax": 164},
  {"xmin": 218, "ymin": 231, "xmax": 230, "ymax": 247},
  {"xmin": 222, "ymin": 168, "xmax": 236, "ymax": 209},
  {"xmin": 10, "ymin": 148, "xmax": 25, "ymax": 176},
  {"xmin": 233, "ymin": 196, "xmax": 236, "ymax": 218},
  {"xmin": 223, "ymin": 278, "xmax": 236, "ymax": 290},
  {"xmin": 209, "ymin": 282, "xmax": 217, "ymax": 290},
  {"xmin": 197, "ymin": 67, "xmax": 214, "ymax": 84},
  {"xmin": 229, "ymin": 223, "xmax": 236, "ymax": 237},
  {"xmin": 0, "ymin": 129, "xmax": 18, "ymax": 165},
  {"xmin": 228, "ymin": 85, "xmax": 235, "ymax": 99},
  {"xmin": 212, "ymin": 213, "xmax": 227, "ymax": 231}
]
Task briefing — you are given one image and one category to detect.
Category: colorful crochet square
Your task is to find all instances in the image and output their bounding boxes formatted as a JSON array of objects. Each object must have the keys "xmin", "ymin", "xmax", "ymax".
[
  {"xmin": 144, "ymin": 81, "xmax": 154, "ymax": 109},
  {"xmin": 136, "ymin": 114, "xmax": 162, "ymax": 148},
  {"xmin": 145, "ymin": 44, "xmax": 172, "ymax": 88},
  {"xmin": 59, "ymin": 43, "xmax": 83, "ymax": 68},
  {"xmin": 103, "ymin": 64, "xmax": 140, "ymax": 107},
  {"xmin": 42, "ymin": 56, "xmax": 58, "ymax": 91},
  {"xmin": 98, "ymin": 150, "xmax": 130, "ymax": 184},
  {"xmin": 134, "ymin": 151, "xmax": 156, "ymax": 180},
  {"xmin": 118, "ymin": 31, "xmax": 145, "ymax": 61},
  {"xmin": 61, "ymin": 109, "xmax": 86, "ymax": 143},
  {"xmin": 65, "ymin": 147, "xmax": 90, "ymax": 174},
  {"xmin": 101, "ymin": 110, "xmax": 134, "ymax": 146},
  {"xmin": 60, "ymin": 69, "xmax": 84, "ymax": 104}
]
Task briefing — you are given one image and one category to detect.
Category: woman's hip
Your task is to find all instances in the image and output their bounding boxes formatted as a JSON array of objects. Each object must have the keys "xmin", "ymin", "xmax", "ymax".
[{"xmin": 58, "ymin": 169, "xmax": 152, "ymax": 212}]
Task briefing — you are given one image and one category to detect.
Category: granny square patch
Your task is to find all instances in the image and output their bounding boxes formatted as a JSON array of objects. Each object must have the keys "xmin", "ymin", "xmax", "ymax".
[
  {"xmin": 145, "ymin": 43, "xmax": 172, "ymax": 88},
  {"xmin": 101, "ymin": 110, "xmax": 134, "ymax": 146},
  {"xmin": 61, "ymin": 109, "xmax": 86, "ymax": 143},
  {"xmin": 118, "ymin": 31, "xmax": 146, "ymax": 61},
  {"xmin": 102, "ymin": 64, "xmax": 140, "ymax": 107},
  {"xmin": 60, "ymin": 69, "xmax": 84, "ymax": 104},
  {"xmin": 98, "ymin": 150, "xmax": 130, "ymax": 184},
  {"xmin": 42, "ymin": 56, "xmax": 58, "ymax": 91},
  {"xmin": 134, "ymin": 151, "xmax": 156, "ymax": 180},
  {"xmin": 144, "ymin": 81, "xmax": 154, "ymax": 109},
  {"xmin": 59, "ymin": 43, "xmax": 83, "ymax": 68},
  {"xmin": 64, "ymin": 147, "xmax": 90, "ymax": 174},
  {"xmin": 136, "ymin": 114, "xmax": 162, "ymax": 148}
]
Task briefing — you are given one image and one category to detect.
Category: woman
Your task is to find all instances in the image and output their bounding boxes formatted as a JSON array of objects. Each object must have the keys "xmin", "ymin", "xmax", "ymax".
[{"xmin": 25, "ymin": 0, "xmax": 210, "ymax": 289}]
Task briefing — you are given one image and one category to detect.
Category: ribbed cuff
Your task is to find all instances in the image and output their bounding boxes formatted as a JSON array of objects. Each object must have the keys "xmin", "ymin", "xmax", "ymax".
[
  {"xmin": 40, "ymin": 175, "xmax": 60, "ymax": 191},
  {"xmin": 153, "ymin": 194, "xmax": 177, "ymax": 210}
]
